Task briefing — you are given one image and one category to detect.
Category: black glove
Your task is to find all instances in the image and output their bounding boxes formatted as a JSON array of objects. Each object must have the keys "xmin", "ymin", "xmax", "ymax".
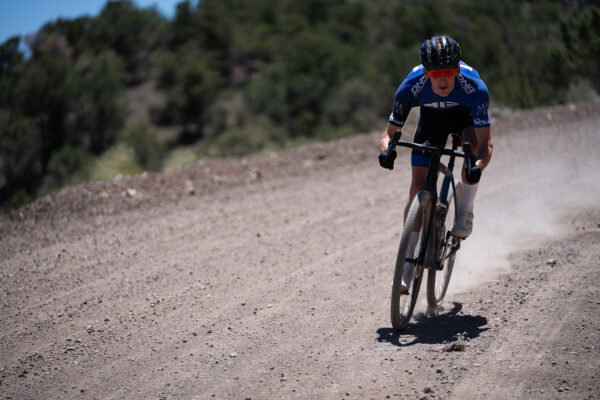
[
  {"xmin": 466, "ymin": 163, "xmax": 481, "ymax": 183},
  {"xmin": 379, "ymin": 150, "xmax": 397, "ymax": 170}
]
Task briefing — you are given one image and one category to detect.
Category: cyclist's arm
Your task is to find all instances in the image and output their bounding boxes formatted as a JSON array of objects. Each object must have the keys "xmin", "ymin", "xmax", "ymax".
[
  {"xmin": 474, "ymin": 126, "xmax": 493, "ymax": 171},
  {"xmin": 381, "ymin": 69, "xmax": 421, "ymax": 151},
  {"xmin": 380, "ymin": 123, "xmax": 399, "ymax": 151},
  {"xmin": 468, "ymin": 79, "xmax": 492, "ymax": 170}
]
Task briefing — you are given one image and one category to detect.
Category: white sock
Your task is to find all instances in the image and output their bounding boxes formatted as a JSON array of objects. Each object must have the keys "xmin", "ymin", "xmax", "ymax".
[
  {"xmin": 460, "ymin": 181, "xmax": 478, "ymax": 211},
  {"xmin": 407, "ymin": 231, "xmax": 419, "ymax": 258}
]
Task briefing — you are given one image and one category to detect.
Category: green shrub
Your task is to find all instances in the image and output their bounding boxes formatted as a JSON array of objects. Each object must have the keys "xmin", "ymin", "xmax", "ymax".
[
  {"xmin": 206, "ymin": 117, "xmax": 285, "ymax": 157},
  {"xmin": 2, "ymin": 188, "xmax": 35, "ymax": 211},
  {"xmin": 322, "ymin": 78, "xmax": 383, "ymax": 132},
  {"xmin": 313, "ymin": 124, "xmax": 356, "ymax": 141},
  {"xmin": 565, "ymin": 79, "xmax": 600, "ymax": 103},
  {"xmin": 0, "ymin": 36, "xmax": 22, "ymax": 75},
  {"xmin": 89, "ymin": 143, "xmax": 143, "ymax": 182},
  {"xmin": 163, "ymin": 146, "xmax": 198, "ymax": 169},
  {"xmin": 11, "ymin": 55, "xmax": 70, "ymax": 159},
  {"xmin": 45, "ymin": 145, "xmax": 92, "ymax": 189},
  {"xmin": 153, "ymin": 49, "xmax": 178, "ymax": 89},
  {"xmin": 123, "ymin": 122, "xmax": 166, "ymax": 171},
  {"xmin": 67, "ymin": 50, "xmax": 125, "ymax": 153},
  {"xmin": 161, "ymin": 46, "xmax": 223, "ymax": 138},
  {"xmin": 243, "ymin": 65, "xmax": 288, "ymax": 122},
  {"xmin": 0, "ymin": 115, "xmax": 42, "ymax": 200}
]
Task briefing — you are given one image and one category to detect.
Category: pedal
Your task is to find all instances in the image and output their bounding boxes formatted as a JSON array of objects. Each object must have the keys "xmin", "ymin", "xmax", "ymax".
[{"xmin": 424, "ymin": 262, "xmax": 444, "ymax": 271}]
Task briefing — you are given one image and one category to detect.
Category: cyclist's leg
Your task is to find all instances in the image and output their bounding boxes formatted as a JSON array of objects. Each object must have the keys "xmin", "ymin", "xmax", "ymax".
[
  {"xmin": 453, "ymin": 125, "xmax": 478, "ymax": 237},
  {"xmin": 401, "ymin": 165, "xmax": 427, "ymax": 288},
  {"xmin": 404, "ymin": 122, "xmax": 430, "ymax": 259},
  {"xmin": 406, "ymin": 109, "xmax": 454, "ymax": 267},
  {"xmin": 401, "ymin": 121, "xmax": 435, "ymax": 287},
  {"xmin": 404, "ymin": 166, "xmax": 428, "ymax": 222}
]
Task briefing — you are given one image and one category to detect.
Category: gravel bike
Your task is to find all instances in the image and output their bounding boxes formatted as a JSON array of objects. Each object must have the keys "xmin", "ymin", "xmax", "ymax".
[{"xmin": 381, "ymin": 130, "xmax": 476, "ymax": 331}]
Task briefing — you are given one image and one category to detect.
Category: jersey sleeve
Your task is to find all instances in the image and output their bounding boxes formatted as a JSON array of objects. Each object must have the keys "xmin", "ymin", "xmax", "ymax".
[
  {"xmin": 388, "ymin": 70, "xmax": 422, "ymax": 128},
  {"xmin": 457, "ymin": 62, "xmax": 491, "ymax": 128},
  {"xmin": 471, "ymin": 85, "xmax": 490, "ymax": 128}
]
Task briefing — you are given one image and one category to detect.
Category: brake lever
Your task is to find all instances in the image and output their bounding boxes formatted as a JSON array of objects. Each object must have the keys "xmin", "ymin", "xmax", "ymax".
[
  {"xmin": 391, "ymin": 129, "xmax": 402, "ymax": 146},
  {"xmin": 463, "ymin": 142, "xmax": 473, "ymax": 173}
]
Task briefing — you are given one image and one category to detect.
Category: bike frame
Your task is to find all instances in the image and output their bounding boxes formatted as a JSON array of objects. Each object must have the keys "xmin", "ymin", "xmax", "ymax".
[
  {"xmin": 384, "ymin": 130, "xmax": 474, "ymax": 329},
  {"xmin": 390, "ymin": 132, "xmax": 465, "ymax": 271}
]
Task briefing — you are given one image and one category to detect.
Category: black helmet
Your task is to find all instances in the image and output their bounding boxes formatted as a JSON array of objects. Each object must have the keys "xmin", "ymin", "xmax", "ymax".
[{"xmin": 419, "ymin": 35, "xmax": 461, "ymax": 70}]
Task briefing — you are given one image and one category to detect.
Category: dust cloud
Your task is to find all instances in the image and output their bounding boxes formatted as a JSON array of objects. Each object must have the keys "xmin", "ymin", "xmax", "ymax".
[{"xmin": 448, "ymin": 118, "xmax": 600, "ymax": 295}]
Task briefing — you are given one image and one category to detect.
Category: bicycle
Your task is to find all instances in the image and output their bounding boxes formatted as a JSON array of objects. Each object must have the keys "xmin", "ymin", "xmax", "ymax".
[{"xmin": 381, "ymin": 130, "xmax": 476, "ymax": 331}]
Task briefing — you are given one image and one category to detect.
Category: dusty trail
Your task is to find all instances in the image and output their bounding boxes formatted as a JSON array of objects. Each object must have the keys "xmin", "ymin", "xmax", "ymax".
[{"xmin": 1, "ymin": 103, "xmax": 599, "ymax": 399}]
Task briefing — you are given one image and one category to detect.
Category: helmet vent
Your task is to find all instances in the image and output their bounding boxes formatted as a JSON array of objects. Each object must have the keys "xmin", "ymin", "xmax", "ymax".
[{"xmin": 420, "ymin": 35, "xmax": 461, "ymax": 70}]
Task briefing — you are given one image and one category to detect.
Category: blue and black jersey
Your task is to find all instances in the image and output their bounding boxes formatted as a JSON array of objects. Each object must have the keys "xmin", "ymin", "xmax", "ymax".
[{"xmin": 389, "ymin": 61, "xmax": 490, "ymax": 129}]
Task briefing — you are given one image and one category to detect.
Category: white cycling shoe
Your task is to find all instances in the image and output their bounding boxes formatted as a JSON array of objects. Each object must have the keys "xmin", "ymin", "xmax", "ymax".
[{"xmin": 451, "ymin": 209, "xmax": 474, "ymax": 239}]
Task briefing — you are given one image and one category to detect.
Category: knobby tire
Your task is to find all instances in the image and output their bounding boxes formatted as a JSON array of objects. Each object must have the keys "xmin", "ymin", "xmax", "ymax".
[
  {"xmin": 426, "ymin": 180, "xmax": 461, "ymax": 308},
  {"xmin": 391, "ymin": 191, "xmax": 430, "ymax": 331}
]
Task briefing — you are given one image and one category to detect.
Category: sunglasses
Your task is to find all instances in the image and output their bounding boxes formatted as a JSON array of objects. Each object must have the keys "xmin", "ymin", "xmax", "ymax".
[{"xmin": 426, "ymin": 68, "xmax": 458, "ymax": 79}]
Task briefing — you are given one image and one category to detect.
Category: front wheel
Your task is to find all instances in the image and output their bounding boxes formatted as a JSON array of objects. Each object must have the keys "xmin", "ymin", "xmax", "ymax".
[
  {"xmin": 427, "ymin": 181, "xmax": 461, "ymax": 308},
  {"xmin": 391, "ymin": 191, "xmax": 430, "ymax": 331}
]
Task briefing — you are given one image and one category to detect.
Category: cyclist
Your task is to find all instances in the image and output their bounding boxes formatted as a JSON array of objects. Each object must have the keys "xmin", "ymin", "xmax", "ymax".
[{"xmin": 378, "ymin": 35, "xmax": 493, "ymax": 290}]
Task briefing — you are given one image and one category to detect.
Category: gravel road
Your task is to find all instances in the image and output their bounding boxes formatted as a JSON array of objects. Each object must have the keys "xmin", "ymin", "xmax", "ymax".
[{"xmin": 1, "ymin": 103, "xmax": 599, "ymax": 399}]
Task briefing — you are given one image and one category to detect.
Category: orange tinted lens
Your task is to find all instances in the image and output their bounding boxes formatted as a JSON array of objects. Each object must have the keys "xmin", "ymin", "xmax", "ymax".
[{"xmin": 428, "ymin": 69, "xmax": 457, "ymax": 79}]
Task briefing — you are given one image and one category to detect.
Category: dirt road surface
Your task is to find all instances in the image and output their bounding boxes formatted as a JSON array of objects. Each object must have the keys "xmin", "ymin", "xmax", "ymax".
[{"xmin": 1, "ymin": 103, "xmax": 600, "ymax": 399}]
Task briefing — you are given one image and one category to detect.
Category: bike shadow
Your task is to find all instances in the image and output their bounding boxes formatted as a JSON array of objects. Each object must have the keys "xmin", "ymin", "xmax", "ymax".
[{"xmin": 376, "ymin": 302, "xmax": 488, "ymax": 347}]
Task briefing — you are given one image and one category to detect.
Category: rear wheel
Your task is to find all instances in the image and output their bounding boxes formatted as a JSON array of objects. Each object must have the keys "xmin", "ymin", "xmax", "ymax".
[
  {"xmin": 391, "ymin": 191, "xmax": 429, "ymax": 331},
  {"xmin": 427, "ymin": 180, "xmax": 461, "ymax": 307}
]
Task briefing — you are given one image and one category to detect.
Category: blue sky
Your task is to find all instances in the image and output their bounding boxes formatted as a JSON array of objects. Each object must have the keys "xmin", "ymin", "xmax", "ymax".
[{"xmin": 0, "ymin": 0, "xmax": 186, "ymax": 44}]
